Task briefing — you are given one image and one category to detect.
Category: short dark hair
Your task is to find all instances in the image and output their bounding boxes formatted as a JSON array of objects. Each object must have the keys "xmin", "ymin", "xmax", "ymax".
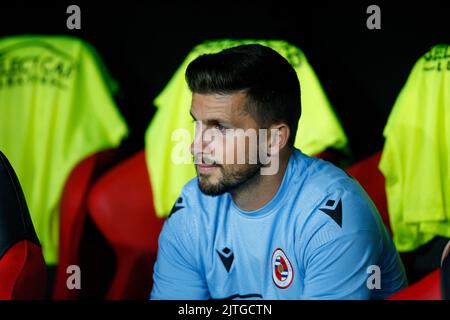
[{"xmin": 185, "ymin": 44, "xmax": 301, "ymax": 146}]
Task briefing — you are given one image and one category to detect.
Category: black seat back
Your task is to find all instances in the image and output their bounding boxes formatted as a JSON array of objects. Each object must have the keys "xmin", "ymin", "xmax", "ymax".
[{"xmin": 0, "ymin": 151, "xmax": 40, "ymax": 258}]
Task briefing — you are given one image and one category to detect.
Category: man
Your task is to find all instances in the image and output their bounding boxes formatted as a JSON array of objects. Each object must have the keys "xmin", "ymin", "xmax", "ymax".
[{"xmin": 150, "ymin": 44, "xmax": 407, "ymax": 299}]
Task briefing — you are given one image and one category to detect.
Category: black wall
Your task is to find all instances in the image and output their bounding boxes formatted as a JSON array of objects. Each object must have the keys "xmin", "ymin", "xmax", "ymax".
[{"xmin": 1, "ymin": 1, "xmax": 449, "ymax": 161}]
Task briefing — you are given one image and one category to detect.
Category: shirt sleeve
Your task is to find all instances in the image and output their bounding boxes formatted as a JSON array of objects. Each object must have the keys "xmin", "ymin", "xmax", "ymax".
[
  {"xmin": 298, "ymin": 183, "xmax": 386, "ymax": 300},
  {"xmin": 150, "ymin": 201, "xmax": 209, "ymax": 300},
  {"xmin": 301, "ymin": 230, "xmax": 380, "ymax": 299}
]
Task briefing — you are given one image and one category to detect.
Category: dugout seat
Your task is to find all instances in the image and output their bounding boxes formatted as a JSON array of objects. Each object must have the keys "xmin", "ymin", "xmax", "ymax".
[
  {"xmin": 388, "ymin": 268, "xmax": 442, "ymax": 300},
  {"xmin": 87, "ymin": 150, "xmax": 165, "ymax": 299},
  {"xmin": 52, "ymin": 148, "xmax": 124, "ymax": 299}
]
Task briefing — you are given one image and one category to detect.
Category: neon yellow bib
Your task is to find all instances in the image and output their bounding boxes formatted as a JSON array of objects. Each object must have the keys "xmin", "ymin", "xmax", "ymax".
[
  {"xmin": 379, "ymin": 44, "xmax": 450, "ymax": 251},
  {"xmin": 0, "ymin": 35, "xmax": 129, "ymax": 264},
  {"xmin": 145, "ymin": 39, "xmax": 348, "ymax": 218}
]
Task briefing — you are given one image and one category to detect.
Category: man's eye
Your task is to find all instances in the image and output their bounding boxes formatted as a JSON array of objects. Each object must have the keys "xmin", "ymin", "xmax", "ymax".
[{"xmin": 214, "ymin": 124, "xmax": 227, "ymax": 132}]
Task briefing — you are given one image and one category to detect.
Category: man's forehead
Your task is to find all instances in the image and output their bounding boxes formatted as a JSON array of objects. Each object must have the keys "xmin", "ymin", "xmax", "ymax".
[{"xmin": 190, "ymin": 92, "xmax": 248, "ymax": 119}]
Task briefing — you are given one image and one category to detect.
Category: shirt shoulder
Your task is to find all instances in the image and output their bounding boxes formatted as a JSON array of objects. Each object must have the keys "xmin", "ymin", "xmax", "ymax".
[
  {"xmin": 165, "ymin": 176, "xmax": 224, "ymax": 238},
  {"xmin": 172, "ymin": 176, "xmax": 224, "ymax": 216},
  {"xmin": 294, "ymin": 156, "xmax": 384, "ymax": 251}
]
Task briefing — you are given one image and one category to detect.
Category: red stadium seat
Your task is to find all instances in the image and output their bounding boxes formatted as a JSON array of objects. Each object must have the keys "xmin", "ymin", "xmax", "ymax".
[
  {"xmin": 87, "ymin": 150, "xmax": 165, "ymax": 299},
  {"xmin": 53, "ymin": 149, "xmax": 123, "ymax": 300},
  {"xmin": 388, "ymin": 269, "xmax": 442, "ymax": 300},
  {"xmin": 0, "ymin": 151, "xmax": 47, "ymax": 300},
  {"xmin": 0, "ymin": 241, "xmax": 47, "ymax": 300},
  {"xmin": 345, "ymin": 151, "xmax": 391, "ymax": 233}
]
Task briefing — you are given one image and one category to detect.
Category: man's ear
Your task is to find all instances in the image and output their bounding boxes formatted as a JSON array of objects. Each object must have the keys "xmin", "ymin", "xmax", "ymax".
[{"xmin": 267, "ymin": 123, "xmax": 290, "ymax": 156}]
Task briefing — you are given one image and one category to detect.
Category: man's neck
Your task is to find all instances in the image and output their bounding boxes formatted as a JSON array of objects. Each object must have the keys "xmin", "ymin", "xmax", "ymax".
[{"xmin": 230, "ymin": 149, "xmax": 292, "ymax": 212}]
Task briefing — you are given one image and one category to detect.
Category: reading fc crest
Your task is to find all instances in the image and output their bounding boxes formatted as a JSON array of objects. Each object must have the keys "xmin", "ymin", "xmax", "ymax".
[{"xmin": 272, "ymin": 248, "xmax": 294, "ymax": 289}]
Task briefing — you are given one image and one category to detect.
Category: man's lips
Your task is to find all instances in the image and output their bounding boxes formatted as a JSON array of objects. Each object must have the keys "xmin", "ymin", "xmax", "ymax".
[{"xmin": 197, "ymin": 163, "xmax": 220, "ymax": 173}]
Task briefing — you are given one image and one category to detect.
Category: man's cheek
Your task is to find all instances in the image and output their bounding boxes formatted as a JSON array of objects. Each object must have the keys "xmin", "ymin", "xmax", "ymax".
[
  {"xmin": 203, "ymin": 128, "xmax": 224, "ymax": 163},
  {"xmin": 221, "ymin": 135, "xmax": 237, "ymax": 164}
]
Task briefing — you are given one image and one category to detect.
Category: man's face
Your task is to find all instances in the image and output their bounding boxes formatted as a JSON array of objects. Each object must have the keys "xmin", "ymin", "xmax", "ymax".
[{"xmin": 190, "ymin": 91, "xmax": 263, "ymax": 196}]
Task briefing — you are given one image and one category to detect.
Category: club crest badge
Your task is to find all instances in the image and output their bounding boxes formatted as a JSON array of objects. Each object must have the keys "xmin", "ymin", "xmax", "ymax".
[{"xmin": 272, "ymin": 248, "xmax": 294, "ymax": 289}]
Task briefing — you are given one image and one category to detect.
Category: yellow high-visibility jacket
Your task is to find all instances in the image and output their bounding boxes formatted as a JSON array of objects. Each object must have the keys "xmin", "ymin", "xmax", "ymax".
[
  {"xmin": 380, "ymin": 44, "xmax": 450, "ymax": 251},
  {"xmin": 0, "ymin": 35, "xmax": 129, "ymax": 264}
]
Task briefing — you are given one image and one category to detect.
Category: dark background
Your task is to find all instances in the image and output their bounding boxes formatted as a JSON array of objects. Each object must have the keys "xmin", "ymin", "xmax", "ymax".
[{"xmin": 1, "ymin": 1, "xmax": 449, "ymax": 162}]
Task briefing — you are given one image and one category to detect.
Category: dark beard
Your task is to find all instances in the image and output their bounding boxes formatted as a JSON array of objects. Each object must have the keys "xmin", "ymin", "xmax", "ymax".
[{"xmin": 197, "ymin": 164, "xmax": 262, "ymax": 196}]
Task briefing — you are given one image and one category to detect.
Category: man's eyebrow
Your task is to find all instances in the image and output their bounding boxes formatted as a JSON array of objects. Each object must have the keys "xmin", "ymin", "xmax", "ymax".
[{"xmin": 189, "ymin": 110, "xmax": 232, "ymax": 125}]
